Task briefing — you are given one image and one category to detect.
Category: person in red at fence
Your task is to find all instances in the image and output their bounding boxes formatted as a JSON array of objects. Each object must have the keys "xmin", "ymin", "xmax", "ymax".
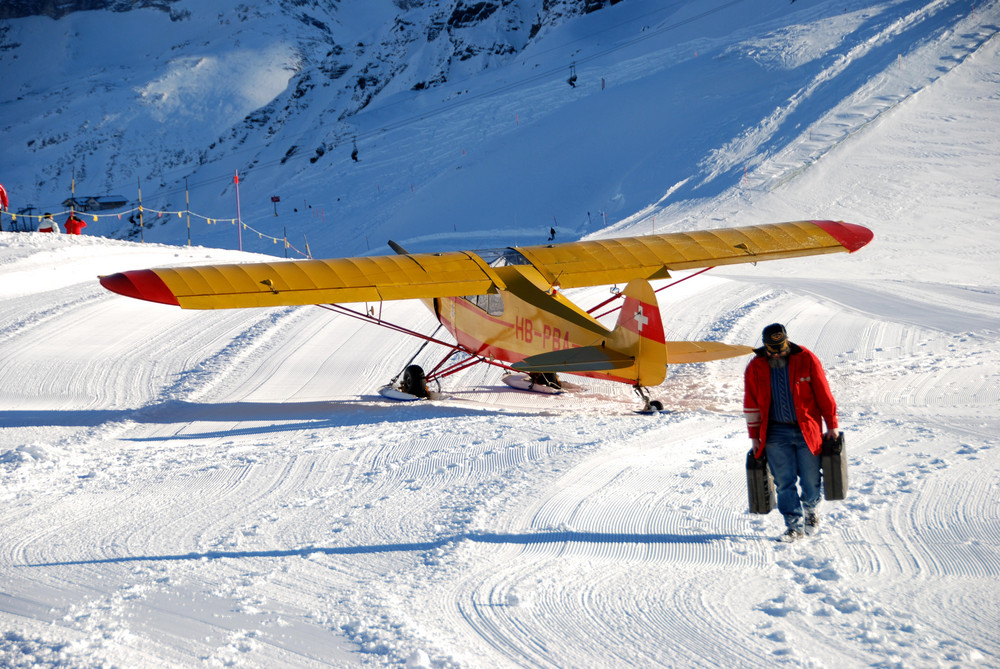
[
  {"xmin": 64, "ymin": 212, "xmax": 87, "ymax": 235},
  {"xmin": 38, "ymin": 213, "xmax": 61, "ymax": 233},
  {"xmin": 0, "ymin": 182, "xmax": 8, "ymax": 232}
]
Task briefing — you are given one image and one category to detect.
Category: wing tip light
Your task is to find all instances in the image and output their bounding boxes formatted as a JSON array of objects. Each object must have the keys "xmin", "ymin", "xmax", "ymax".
[
  {"xmin": 813, "ymin": 220, "xmax": 873, "ymax": 253},
  {"xmin": 99, "ymin": 270, "xmax": 179, "ymax": 306}
]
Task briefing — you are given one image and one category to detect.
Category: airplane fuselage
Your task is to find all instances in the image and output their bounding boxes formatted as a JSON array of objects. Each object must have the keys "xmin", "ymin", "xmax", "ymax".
[{"xmin": 427, "ymin": 264, "xmax": 657, "ymax": 385}]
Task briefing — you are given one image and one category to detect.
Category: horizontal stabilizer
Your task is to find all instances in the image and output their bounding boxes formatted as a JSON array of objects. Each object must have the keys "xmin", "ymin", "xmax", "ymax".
[
  {"xmin": 665, "ymin": 341, "xmax": 753, "ymax": 364},
  {"xmin": 512, "ymin": 346, "xmax": 634, "ymax": 373}
]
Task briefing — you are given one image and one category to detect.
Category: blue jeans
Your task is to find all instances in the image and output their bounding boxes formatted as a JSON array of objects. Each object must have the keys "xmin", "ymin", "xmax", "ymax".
[{"xmin": 765, "ymin": 423, "xmax": 821, "ymax": 531}]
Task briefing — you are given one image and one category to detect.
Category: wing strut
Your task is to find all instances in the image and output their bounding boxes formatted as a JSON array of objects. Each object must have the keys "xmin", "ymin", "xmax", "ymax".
[
  {"xmin": 388, "ymin": 323, "xmax": 444, "ymax": 386},
  {"xmin": 315, "ymin": 303, "xmax": 521, "ymax": 382},
  {"xmin": 588, "ymin": 266, "xmax": 716, "ymax": 319}
]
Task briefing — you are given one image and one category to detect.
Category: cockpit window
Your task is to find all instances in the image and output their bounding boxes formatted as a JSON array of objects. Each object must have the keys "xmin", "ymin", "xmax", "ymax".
[
  {"xmin": 475, "ymin": 248, "xmax": 532, "ymax": 268},
  {"xmin": 461, "ymin": 292, "xmax": 505, "ymax": 317}
]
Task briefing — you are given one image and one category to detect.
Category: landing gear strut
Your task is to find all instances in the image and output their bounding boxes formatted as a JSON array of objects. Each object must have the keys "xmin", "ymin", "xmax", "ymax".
[{"xmin": 634, "ymin": 386, "xmax": 664, "ymax": 413}]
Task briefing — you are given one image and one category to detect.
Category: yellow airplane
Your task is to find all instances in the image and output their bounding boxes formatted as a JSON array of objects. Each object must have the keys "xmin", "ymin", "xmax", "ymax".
[{"xmin": 100, "ymin": 220, "xmax": 872, "ymax": 410}]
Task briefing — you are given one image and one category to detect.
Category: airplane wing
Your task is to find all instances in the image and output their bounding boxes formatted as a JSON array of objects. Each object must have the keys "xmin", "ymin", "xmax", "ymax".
[
  {"xmin": 517, "ymin": 219, "xmax": 873, "ymax": 288},
  {"xmin": 100, "ymin": 249, "xmax": 507, "ymax": 310},
  {"xmin": 100, "ymin": 220, "xmax": 872, "ymax": 309}
]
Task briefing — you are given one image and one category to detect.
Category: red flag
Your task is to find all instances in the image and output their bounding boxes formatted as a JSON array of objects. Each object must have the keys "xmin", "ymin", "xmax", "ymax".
[{"xmin": 234, "ymin": 170, "xmax": 239, "ymax": 185}]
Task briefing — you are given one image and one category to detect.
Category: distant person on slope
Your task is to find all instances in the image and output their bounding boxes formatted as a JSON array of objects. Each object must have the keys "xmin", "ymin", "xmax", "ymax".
[
  {"xmin": 38, "ymin": 213, "xmax": 61, "ymax": 233},
  {"xmin": 744, "ymin": 323, "xmax": 839, "ymax": 542},
  {"xmin": 64, "ymin": 212, "xmax": 87, "ymax": 235}
]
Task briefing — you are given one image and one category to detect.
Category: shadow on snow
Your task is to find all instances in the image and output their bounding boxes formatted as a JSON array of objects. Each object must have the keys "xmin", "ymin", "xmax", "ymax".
[
  {"xmin": 24, "ymin": 530, "xmax": 748, "ymax": 568},
  {"xmin": 0, "ymin": 396, "xmax": 537, "ymax": 436}
]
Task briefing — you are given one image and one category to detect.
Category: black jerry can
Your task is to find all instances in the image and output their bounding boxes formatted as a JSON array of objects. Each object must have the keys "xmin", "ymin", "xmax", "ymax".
[
  {"xmin": 821, "ymin": 432, "xmax": 848, "ymax": 500},
  {"xmin": 746, "ymin": 449, "xmax": 776, "ymax": 514}
]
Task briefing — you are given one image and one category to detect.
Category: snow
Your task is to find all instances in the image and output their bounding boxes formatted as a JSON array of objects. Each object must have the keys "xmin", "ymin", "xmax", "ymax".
[{"xmin": 2, "ymin": 0, "xmax": 1000, "ymax": 667}]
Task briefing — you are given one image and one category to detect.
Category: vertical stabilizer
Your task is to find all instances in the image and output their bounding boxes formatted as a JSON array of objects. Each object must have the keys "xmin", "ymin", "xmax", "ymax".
[{"xmin": 609, "ymin": 279, "xmax": 667, "ymax": 386}]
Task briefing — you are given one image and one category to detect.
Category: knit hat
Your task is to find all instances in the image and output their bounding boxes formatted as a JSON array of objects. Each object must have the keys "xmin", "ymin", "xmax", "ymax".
[{"xmin": 762, "ymin": 323, "xmax": 789, "ymax": 353}]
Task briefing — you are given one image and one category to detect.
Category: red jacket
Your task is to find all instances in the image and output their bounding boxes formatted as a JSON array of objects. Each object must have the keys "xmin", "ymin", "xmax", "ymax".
[
  {"xmin": 64, "ymin": 216, "xmax": 87, "ymax": 235},
  {"xmin": 744, "ymin": 343, "xmax": 838, "ymax": 457}
]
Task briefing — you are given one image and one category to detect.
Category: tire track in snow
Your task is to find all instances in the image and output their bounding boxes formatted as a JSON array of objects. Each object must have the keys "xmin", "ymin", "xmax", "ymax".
[
  {"xmin": 4, "ymin": 446, "xmax": 366, "ymax": 664},
  {"xmin": 6, "ymin": 458, "xmax": 259, "ymax": 569},
  {"xmin": 884, "ymin": 444, "xmax": 1000, "ymax": 580},
  {"xmin": 0, "ymin": 285, "xmax": 102, "ymax": 345},
  {"xmin": 428, "ymin": 288, "xmax": 999, "ymax": 668},
  {"xmin": 437, "ymin": 415, "xmax": 772, "ymax": 667},
  {"xmin": 738, "ymin": 411, "xmax": 1000, "ymax": 665},
  {"xmin": 452, "ymin": 554, "xmax": 771, "ymax": 667},
  {"xmin": 0, "ymin": 289, "xmax": 273, "ymax": 412}
]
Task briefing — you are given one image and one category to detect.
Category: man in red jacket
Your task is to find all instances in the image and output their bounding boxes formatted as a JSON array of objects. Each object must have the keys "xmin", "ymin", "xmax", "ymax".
[{"xmin": 745, "ymin": 323, "xmax": 840, "ymax": 541}]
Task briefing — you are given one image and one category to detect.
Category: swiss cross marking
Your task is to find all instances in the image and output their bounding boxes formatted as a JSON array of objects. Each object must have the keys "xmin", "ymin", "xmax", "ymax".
[{"xmin": 633, "ymin": 305, "xmax": 649, "ymax": 332}]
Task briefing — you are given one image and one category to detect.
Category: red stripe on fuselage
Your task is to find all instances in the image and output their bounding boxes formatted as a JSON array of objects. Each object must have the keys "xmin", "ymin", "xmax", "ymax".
[{"xmin": 437, "ymin": 296, "xmax": 636, "ymax": 384}]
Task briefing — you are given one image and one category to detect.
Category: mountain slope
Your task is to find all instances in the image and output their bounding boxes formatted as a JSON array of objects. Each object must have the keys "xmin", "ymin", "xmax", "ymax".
[{"xmin": 2, "ymin": 0, "xmax": 993, "ymax": 258}]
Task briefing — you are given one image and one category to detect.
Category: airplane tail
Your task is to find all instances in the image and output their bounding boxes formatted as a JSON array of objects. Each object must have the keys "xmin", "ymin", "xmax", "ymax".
[
  {"xmin": 607, "ymin": 281, "xmax": 753, "ymax": 380},
  {"xmin": 509, "ymin": 278, "xmax": 665, "ymax": 385},
  {"xmin": 511, "ymin": 278, "xmax": 750, "ymax": 385},
  {"xmin": 606, "ymin": 279, "xmax": 667, "ymax": 386}
]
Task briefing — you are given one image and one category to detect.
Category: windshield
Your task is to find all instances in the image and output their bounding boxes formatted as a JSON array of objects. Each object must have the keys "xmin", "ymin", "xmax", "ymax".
[{"xmin": 474, "ymin": 247, "xmax": 532, "ymax": 268}]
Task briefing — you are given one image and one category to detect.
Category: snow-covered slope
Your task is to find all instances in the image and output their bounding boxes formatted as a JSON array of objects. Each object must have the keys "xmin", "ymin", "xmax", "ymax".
[
  {"xmin": 2, "ymin": 0, "xmax": 627, "ymax": 247},
  {"xmin": 4, "ymin": 0, "xmax": 993, "ymax": 256},
  {"xmin": 2, "ymin": 0, "xmax": 1000, "ymax": 667}
]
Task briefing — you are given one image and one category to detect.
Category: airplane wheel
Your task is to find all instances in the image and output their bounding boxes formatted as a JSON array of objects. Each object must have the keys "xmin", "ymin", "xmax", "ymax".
[
  {"xmin": 401, "ymin": 364, "xmax": 429, "ymax": 398},
  {"xmin": 649, "ymin": 400, "xmax": 664, "ymax": 412}
]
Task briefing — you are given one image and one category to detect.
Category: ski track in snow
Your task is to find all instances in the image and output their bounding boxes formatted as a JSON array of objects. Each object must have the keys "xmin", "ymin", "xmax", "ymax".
[{"xmin": 4, "ymin": 243, "xmax": 996, "ymax": 667}]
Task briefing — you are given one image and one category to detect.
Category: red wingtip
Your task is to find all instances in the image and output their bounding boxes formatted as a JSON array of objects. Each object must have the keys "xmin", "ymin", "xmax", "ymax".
[
  {"xmin": 813, "ymin": 220, "xmax": 874, "ymax": 253},
  {"xmin": 99, "ymin": 270, "xmax": 180, "ymax": 306}
]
